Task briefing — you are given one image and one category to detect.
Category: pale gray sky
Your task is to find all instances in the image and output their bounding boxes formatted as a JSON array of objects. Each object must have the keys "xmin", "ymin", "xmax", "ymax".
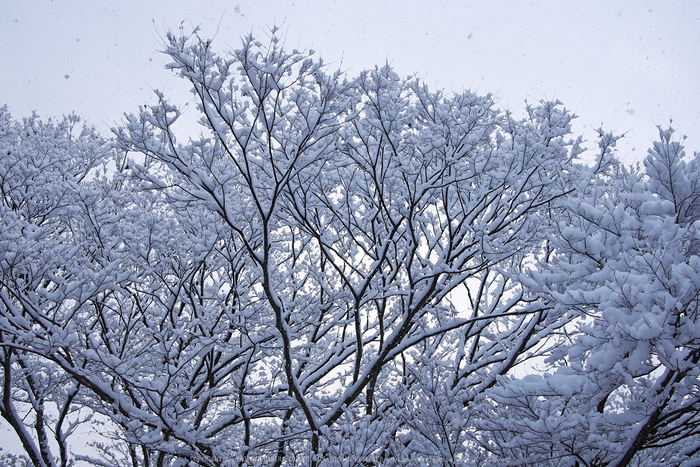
[{"xmin": 1, "ymin": 1, "xmax": 699, "ymax": 161}]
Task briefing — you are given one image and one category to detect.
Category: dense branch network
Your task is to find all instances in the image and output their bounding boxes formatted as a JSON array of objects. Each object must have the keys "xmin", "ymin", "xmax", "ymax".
[{"xmin": 1, "ymin": 29, "xmax": 698, "ymax": 467}]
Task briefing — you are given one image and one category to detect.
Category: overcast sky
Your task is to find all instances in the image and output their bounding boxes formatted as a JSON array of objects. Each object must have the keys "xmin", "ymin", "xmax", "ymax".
[{"xmin": 1, "ymin": 0, "xmax": 699, "ymax": 163}]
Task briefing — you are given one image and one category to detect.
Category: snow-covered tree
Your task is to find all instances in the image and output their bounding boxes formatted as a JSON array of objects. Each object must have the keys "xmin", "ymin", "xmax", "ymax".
[
  {"xmin": 480, "ymin": 129, "xmax": 700, "ymax": 466},
  {"xmin": 113, "ymin": 29, "xmax": 580, "ymax": 466},
  {"xmin": 3, "ymin": 28, "xmax": 698, "ymax": 467},
  {"xmin": 0, "ymin": 106, "xmax": 113, "ymax": 467}
]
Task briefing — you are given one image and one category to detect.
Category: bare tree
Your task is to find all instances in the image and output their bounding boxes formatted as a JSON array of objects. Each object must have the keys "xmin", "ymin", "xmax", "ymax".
[
  {"xmin": 114, "ymin": 29, "xmax": 579, "ymax": 466},
  {"xmin": 10, "ymin": 27, "xmax": 673, "ymax": 467},
  {"xmin": 0, "ymin": 108, "xmax": 111, "ymax": 467}
]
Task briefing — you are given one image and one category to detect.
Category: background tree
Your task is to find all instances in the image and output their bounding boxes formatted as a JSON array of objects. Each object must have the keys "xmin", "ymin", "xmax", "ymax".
[
  {"xmin": 478, "ymin": 129, "xmax": 700, "ymax": 466},
  {"xmin": 0, "ymin": 107, "xmax": 112, "ymax": 467}
]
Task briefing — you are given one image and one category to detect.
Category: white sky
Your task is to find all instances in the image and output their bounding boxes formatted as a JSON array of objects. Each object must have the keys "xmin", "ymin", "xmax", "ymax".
[{"xmin": 2, "ymin": 1, "xmax": 699, "ymax": 162}]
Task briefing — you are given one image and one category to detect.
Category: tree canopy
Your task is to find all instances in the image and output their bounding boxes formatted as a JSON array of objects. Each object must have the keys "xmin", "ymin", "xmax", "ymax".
[{"xmin": 1, "ymin": 30, "xmax": 698, "ymax": 467}]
